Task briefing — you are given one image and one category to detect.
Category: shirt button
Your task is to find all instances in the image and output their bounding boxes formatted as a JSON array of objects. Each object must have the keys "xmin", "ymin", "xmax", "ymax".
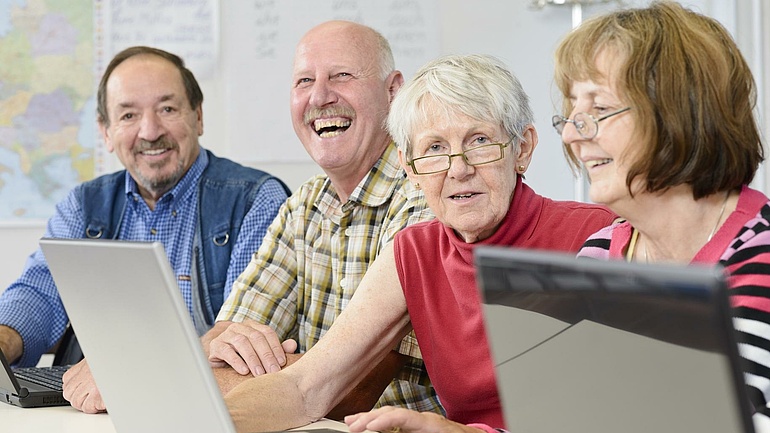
[
  {"xmin": 150, "ymin": 228, "xmax": 157, "ymax": 235},
  {"xmin": 344, "ymin": 228, "xmax": 351, "ymax": 236},
  {"xmin": 340, "ymin": 278, "xmax": 347, "ymax": 288}
]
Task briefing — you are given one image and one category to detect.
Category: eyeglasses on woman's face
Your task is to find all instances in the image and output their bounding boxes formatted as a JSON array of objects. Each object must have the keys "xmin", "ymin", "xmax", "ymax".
[
  {"xmin": 407, "ymin": 139, "xmax": 512, "ymax": 175},
  {"xmin": 552, "ymin": 107, "xmax": 631, "ymax": 140}
]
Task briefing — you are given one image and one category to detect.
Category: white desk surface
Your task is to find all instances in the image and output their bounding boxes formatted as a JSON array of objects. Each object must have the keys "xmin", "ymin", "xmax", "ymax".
[
  {"xmin": 0, "ymin": 403, "xmax": 352, "ymax": 433},
  {"xmin": 5, "ymin": 356, "xmax": 354, "ymax": 433},
  {"xmin": 1, "ymin": 404, "xmax": 116, "ymax": 432}
]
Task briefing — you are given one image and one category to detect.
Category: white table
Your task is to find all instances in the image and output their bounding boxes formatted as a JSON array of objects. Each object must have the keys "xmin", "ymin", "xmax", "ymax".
[
  {"xmin": 1, "ymin": 404, "xmax": 116, "ymax": 432},
  {"xmin": 1, "ymin": 403, "xmax": 353, "ymax": 433}
]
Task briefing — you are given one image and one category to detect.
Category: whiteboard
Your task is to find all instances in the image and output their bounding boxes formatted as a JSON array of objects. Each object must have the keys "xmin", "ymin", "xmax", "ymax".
[
  {"xmin": 96, "ymin": 0, "xmax": 219, "ymax": 78},
  {"xmin": 220, "ymin": 0, "xmax": 441, "ymax": 163}
]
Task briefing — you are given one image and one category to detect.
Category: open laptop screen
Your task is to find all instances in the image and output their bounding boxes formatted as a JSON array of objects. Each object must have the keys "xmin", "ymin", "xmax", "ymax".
[
  {"xmin": 474, "ymin": 246, "xmax": 754, "ymax": 433},
  {"xmin": 40, "ymin": 238, "xmax": 237, "ymax": 433}
]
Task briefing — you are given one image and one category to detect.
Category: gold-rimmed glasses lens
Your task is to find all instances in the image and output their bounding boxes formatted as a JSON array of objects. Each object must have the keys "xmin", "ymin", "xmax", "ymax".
[
  {"xmin": 552, "ymin": 107, "xmax": 631, "ymax": 140},
  {"xmin": 409, "ymin": 140, "xmax": 510, "ymax": 175}
]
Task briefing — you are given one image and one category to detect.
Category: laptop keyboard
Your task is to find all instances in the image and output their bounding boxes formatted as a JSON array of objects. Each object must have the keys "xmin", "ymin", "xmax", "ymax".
[{"xmin": 13, "ymin": 365, "xmax": 71, "ymax": 391}]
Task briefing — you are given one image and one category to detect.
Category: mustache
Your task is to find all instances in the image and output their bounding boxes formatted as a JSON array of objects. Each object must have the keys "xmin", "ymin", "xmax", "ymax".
[
  {"xmin": 135, "ymin": 136, "xmax": 177, "ymax": 153},
  {"xmin": 304, "ymin": 106, "xmax": 356, "ymax": 125}
]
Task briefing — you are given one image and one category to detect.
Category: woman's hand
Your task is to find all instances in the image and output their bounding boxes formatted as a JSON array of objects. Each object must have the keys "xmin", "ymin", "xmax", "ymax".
[{"xmin": 345, "ymin": 406, "xmax": 482, "ymax": 433}]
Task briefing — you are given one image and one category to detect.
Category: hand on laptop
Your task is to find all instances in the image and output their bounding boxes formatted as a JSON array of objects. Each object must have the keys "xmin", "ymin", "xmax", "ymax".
[
  {"xmin": 62, "ymin": 359, "xmax": 106, "ymax": 414},
  {"xmin": 206, "ymin": 320, "xmax": 298, "ymax": 376}
]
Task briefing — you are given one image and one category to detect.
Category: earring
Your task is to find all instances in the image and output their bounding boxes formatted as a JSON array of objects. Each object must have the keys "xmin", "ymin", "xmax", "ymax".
[{"xmin": 518, "ymin": 165, "xmax": 526, "ymax": 173}]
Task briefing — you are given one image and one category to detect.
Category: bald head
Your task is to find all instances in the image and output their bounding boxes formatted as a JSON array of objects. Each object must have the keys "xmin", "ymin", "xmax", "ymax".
[{"xmin": 295, "ymin": 21, "xmax": 394, "ymax": 80}]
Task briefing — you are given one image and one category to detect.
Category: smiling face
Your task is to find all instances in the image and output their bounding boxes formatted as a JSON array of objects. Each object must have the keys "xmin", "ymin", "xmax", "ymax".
[
  {"xmin": 100, "ymin": 54, "xmax": 202, "ymax": 204},
  {"xmin": 290, "ymin": 22, "xmax": 402, "ymax": 196},
  {"xmin": 401, "ymin": 101, "xmax": 536, "ymax": 243},
  {"xmin": 561, "ymin": 52, "xmax": 637, "ymax": 211}
]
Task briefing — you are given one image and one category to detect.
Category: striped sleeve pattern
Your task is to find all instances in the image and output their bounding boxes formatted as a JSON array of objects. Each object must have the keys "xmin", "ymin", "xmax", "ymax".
[
  {"xmin": 578, "ymin": 202, "xmax": 770, "ymax": 418},
  {"xmin": 575, "ymin": 224, "xmax": 616, "ymax": 260},
  {"xmin": 723, "ymin": 203, "xmax": 770, "ymax": 415}
]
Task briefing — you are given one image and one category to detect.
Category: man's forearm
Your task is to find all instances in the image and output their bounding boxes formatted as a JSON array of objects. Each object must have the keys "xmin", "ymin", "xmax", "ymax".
[
  {"xmin": 213, "ymin": 348, "xmax": 404, "ymax": 420},
  {"xmin": 213, "ymin": 365, "xmax": 253, "ymax": 395},
  {"xmin": 0, "ymin": 325, "xmax": 23, "ymax": 364},
  {"xmin": 214, "ymin": 353, "xmax": 303, "ymax": 395}
]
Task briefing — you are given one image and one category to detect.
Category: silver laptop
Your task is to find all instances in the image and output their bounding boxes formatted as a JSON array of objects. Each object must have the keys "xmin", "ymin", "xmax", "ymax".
[
  {"xmin": 474, "ymin": 246, "xmax": 755, "ymax": 433},
  {"xmin": 40, "ymin": 238, "xmax": 236, "ymax": 433}
]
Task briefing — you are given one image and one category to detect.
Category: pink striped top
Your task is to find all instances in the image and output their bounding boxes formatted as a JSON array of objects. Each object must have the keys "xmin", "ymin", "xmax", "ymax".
[{"xmin": 578, "ymin": 185, "xmax": 770, "ymax": 414}]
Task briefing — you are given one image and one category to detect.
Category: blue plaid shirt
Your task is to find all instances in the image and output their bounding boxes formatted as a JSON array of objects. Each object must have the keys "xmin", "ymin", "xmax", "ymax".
[{"xmin": 0, "ymin": 150, "xmax": 288, "ymax": 366}]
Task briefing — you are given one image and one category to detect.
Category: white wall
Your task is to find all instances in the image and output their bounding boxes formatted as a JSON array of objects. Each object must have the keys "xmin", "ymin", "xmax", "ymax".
[
  {"xmin": 1, "ymin": 0, "xmax": 763, "ymax": 292},
  {"xmin": 2, "ymin": 226, "xmax": 45, "ymax": 292}
]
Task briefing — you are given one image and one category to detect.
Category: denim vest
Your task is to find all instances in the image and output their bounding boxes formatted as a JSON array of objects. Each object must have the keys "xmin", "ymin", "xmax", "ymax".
[{"xmin": 79, "ymin": 150, "xmax": 290, "ymax": 326}]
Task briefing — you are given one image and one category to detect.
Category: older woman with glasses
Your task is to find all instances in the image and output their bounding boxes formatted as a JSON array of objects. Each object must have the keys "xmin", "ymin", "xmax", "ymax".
[
  {"xmin": 220, "ymin": 54, "xmax": 616, "ymax": 433},
  {"xmin": 554, "ymin": 1, "xmax": 770, "ymax": 424}
]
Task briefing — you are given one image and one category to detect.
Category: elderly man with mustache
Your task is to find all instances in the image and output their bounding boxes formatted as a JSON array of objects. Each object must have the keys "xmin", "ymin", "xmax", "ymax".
[
  {"xmin": 0, "ymin": 46, "xmax": 289, "ymax": 411},
  {"xmin": 201, "ymin": 20, "xmax": 442, "ymax": 419}
]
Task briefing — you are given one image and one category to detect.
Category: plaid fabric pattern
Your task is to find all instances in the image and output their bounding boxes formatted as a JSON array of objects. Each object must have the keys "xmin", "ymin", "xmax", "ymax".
[{"xmin": 219, "ymin": 143, "xmax": 442, "ymax": 413}]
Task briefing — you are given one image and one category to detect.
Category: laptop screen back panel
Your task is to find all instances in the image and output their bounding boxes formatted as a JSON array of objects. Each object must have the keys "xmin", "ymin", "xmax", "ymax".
[
  {"xmin": 41, "ymin": 238, "xmax": 236, "ymax": 433},
  {"xmin": 475, "ymin": 246, "xmax": 754, "ymax": 433}
]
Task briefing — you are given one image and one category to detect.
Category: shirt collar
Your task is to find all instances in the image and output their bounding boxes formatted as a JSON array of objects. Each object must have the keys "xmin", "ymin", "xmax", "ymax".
[
  {"xmin": 315, "ymin": 142, "xmax": 406, "ymax": 213},
  {"xmin": 124, "ymin": 148, "xmax": 209, "ymax": 205},
  {"xmin": 346, "ymin": 142, "xmax": 405, "ymax": 207}
]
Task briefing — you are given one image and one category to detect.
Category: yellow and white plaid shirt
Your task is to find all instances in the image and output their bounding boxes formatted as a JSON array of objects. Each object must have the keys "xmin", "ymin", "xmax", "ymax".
[{"xmin": 218, "ymin": 143, "xmax": 441, "ymax": 413}]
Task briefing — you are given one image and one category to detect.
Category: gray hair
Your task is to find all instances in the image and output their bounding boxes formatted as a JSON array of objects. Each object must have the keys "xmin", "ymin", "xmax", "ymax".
[
  {"xmin": 371, "ymin": 28, "xmax": 395, "ymax": 80},
  {"xmin": 387, "ymin": 54, "xmax": 533, "ymax": 159}
]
